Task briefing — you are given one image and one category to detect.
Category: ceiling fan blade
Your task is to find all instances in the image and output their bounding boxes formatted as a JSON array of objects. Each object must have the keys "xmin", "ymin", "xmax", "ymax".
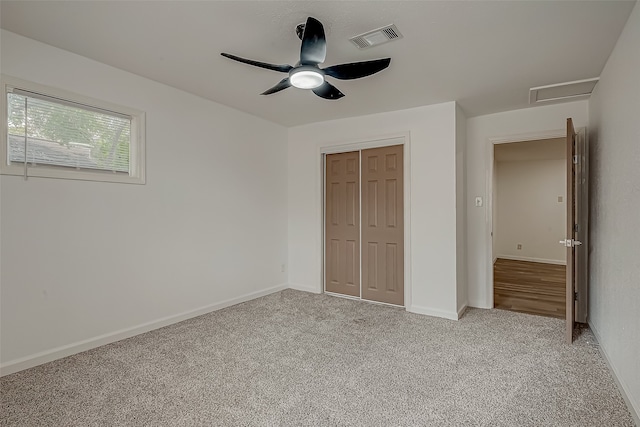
[
  {"xmin": 261, "ymin": 78, "xmax": 291, "ymax": 95},
  {"xmin": 323, "ymin": 58, "xmax": 391, "ymax": 80},
  {"xmin": 300, "ymin": 17, "xmax": 326, "ymax": 65},
  {"xmin": 221, "ymin": 53, "xmax": 293, "ymax": 73},
  {"xmin": 312, "ymin": 81, "xmax": 345, "ymax": 100}
]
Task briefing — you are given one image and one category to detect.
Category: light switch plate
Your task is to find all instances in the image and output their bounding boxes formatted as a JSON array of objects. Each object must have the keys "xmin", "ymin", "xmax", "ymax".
[{"xmin": 475, "ymin": 197, "xmax": 483, "ymax": 207}]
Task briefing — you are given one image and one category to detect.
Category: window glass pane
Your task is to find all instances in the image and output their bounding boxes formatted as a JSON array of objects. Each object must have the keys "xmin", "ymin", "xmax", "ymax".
[{"xmin": 7, "ymin": 92, "xmax": 131, "ymax": 172}]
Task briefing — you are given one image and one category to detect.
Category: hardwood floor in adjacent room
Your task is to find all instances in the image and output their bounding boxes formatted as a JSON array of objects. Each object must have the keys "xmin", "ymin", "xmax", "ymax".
[{"xmin": 494, "ymin": 258, "xmax": 566, "ymax": 319}]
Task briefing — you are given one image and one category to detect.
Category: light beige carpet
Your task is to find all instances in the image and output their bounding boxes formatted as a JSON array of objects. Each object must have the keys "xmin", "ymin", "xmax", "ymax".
[{"xmin": 0, "ymin": 289, "xmax": 635, "ymax": 426}]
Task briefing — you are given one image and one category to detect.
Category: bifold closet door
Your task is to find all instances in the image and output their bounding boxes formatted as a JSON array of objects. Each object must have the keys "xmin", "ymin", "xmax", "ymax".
[
  {"xmin": 325, "ymin": 151, "xmax": 360, "ymax": 297},
  {"xmin": 361, "ymin": 145, "xmax": 404, "ymax": 305}
]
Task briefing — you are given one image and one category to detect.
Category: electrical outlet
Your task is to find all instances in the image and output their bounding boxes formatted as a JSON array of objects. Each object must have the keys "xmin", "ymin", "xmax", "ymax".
[{"xmin": 517, "ymin": 244, "xmax": 522, "ymax": 250}]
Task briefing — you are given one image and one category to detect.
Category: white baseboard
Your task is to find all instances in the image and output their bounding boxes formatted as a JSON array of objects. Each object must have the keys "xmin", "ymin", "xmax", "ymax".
[
  {"xmin": 0, "ymin": 283, "xmax": 288, "ymax": 377},
  {"xmin": 457, "ymin": 304, "xmax": 468, "ymax": 319},
  {"xmin": 287, "ymin": 283, "xmax": 321, "ymax": 294},
  {"xmin": 589, "ymin": 322, "xmax": 640, "ymax": 426},
  {"xmin": 496, "ymin": 255, "xmax": 566, "ymax": 265},
  {"xmin": 408, "ymin": 305, "xmax": 460, "ymax": 321},
  {"xmin": 468, "ymin": 301, "xmax": 493, "ymax": 310}
]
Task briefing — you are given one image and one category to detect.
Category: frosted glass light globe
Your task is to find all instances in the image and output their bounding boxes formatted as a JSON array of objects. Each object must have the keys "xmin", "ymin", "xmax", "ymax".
[{"xmin": 290, "ymin": 68, "xmax": 324, "ymax": 89}]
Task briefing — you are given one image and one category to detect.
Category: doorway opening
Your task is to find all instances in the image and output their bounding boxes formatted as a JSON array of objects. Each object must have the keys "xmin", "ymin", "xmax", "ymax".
[
  {"xmin": 492, "ymin": 137, "xmax": 567, "ymax": 318},
  {"xmin": 487, "ymin": 121, "xmax": 588, "ymax": 343}
]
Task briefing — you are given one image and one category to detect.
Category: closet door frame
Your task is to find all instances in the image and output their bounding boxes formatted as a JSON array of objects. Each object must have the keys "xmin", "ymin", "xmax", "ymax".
[{"xmin": 320, "ymin": 134, "xmax": 412, "ymax": 309}]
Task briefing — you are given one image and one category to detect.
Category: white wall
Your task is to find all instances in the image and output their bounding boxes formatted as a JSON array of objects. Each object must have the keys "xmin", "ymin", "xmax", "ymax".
[
  {"xmin": 587, "ymin": 2, "xmax": 640, "ymax": 421},
  {"xmin": 288, "ymin": 101, "xmax": 465, "ymax": 319},
  {"xmin": 495, "ymin": 158, "xmax": 566, "ymax": 264},
  {"xmin": 455, "ymin": 104, "xmax": 468, "ymax": 313},
  {"xmin": 0, "ymin": 30, "xmax": 288, "ymax": 373},
  {"xmin": 466, "ymin": 100, "xmax": 588, "ymax": 309}
]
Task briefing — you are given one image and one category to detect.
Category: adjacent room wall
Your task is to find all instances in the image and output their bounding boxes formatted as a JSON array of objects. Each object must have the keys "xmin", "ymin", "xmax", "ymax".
[
  {"xmin": 466, "ymin": 100, "xmax": 588, "ymax": 309},
  {"xmin": 0, "ymin": 30, "xmax": 289, "ymax": 374},
  {"xmin": 495, "ymin": 158, "xmax": 566, "ymax": 264},
  {"xmin": 492, "ymin": 157, "xmax": 498, "ymax": 262},
  {"xmin": 288, "ymin": 101, "xmax": 465, "ymax": 319},
  {"xmin": 587, "ymin": 2, "xmax": 640, "ymax": 421}
]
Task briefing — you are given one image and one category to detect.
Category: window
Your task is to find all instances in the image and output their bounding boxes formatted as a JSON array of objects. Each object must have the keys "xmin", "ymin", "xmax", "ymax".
[{"xmin": 1, "ymin": 75, "xmax": 145, "ymax": 184}]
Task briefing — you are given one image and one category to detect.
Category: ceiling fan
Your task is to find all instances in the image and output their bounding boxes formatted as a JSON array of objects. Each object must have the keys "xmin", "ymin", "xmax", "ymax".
[{"xmin": 221, "ymin": 17, "xmax": 391, "ymax": 100}]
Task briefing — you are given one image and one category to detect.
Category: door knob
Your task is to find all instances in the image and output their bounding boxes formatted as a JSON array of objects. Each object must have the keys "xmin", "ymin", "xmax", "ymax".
[{"xmin": 559, "ymin": 239, "xmax": 583, "ymax": 247}]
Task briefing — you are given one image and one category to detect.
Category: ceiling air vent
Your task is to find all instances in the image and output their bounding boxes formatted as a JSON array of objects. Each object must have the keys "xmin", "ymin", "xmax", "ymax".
[
  {"xmin": 349, "ymin": 24, "xmax": 403, "ymax": 49},
  {"xmin": 529, "ymin": 78, "xmax": 599, "ymax": 104}
]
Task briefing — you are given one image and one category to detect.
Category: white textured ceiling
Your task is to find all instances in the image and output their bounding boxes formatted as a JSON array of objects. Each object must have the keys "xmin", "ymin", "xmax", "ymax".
[{"xmin": 0, "ymin": 1, "xmax": 636, "ymax": 127}]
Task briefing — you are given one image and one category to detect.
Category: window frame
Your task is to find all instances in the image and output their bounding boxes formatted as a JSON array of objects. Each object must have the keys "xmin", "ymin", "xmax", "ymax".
[{"xmin": 1, "ymin": 75, "xmax": 146, "ymax": 184}]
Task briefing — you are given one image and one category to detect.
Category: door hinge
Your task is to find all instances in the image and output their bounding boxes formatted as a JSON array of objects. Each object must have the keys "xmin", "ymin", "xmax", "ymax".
[
  {"xmin": 574, "ymin": 223, "xmax": 579, "ymax": 233},
  {"xmin": 574, "ymin": 291, "xmax": 579, "ymax": 301},
  {"xmin": 573, "ymin": 155, "xmax": 578, "ymax": 164}
]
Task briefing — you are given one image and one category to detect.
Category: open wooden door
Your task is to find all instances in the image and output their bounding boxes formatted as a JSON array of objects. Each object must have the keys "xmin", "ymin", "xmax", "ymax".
[
  {"xmin": 561, "ymin": 118, "xmax": 586, "ymax": 344},
  {"xmin": 564, "ymin": 119, "xmax": 576, "ymax": 344}
]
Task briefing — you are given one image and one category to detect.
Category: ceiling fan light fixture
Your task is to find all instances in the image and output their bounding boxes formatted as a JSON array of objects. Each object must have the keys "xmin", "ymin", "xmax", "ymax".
[
  {"xmin": 221, "ymin": 17, "xmax": 391, "ymax": 99},
  {"xmin": 289, "ymin": 67, "xmax": 324, "ymax": 89}
]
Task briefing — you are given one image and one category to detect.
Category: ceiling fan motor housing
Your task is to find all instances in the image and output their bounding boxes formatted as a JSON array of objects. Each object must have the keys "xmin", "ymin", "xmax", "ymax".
[{"xmin": 296, "ymin": 23, "xmax": 306, "ymax": 40}]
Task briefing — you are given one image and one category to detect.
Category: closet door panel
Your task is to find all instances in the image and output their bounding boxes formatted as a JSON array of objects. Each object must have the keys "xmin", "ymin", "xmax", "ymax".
[
  {"xmin": 325, "ymin": 151, "xmax": 360, "ymax": 297},
  {"xmin": 361, "ymin": 145, "xmax": 404, "ymax": 305}
]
